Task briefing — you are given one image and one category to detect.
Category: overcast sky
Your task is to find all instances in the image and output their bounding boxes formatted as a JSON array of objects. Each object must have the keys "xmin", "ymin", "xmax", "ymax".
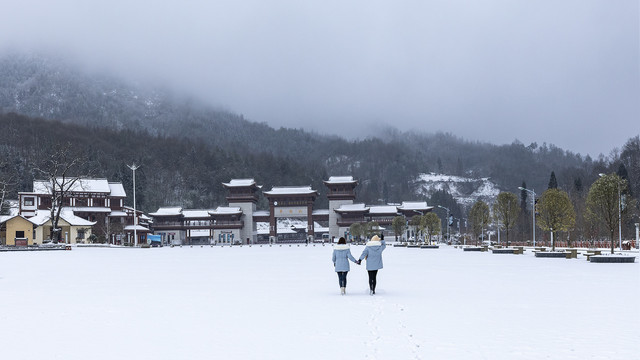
[{"xmin": 1, "ymin": 0, "xmax": 638, "ymax": 157}]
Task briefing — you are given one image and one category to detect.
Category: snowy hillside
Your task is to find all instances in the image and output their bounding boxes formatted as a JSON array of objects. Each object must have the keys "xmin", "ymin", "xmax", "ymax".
[
  {"xmin": 415, "ymin": 173, "xmax": 501, "ymax": 207},
  {"xmin": 256, "ymin": 218, "xmax": 327, "ymax": 234}
]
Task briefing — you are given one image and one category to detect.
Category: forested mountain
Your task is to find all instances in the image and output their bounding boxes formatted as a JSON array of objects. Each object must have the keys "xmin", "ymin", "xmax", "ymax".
[{"xmin": 0, "ymin": 53, "xmax": 637, "ymax": 217}]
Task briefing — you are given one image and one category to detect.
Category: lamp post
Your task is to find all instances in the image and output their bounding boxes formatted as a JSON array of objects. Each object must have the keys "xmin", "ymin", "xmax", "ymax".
[
  {"xmin": 518, "ymin": 187, "xmax": 536, "ymax": 247},
  {"xmin": 127, "ymin": 163, "xmax": 140, "ymax": 247},
  {"xmin": 461, "ymin": 218, "xmax": 467, "ymax": 246},
  {"xmin": 437, "ymin": 205, "xmax": 450, "ymax": 244},
  {"xmin": 599, "ymin": 173, "xmax": 622, "ymax": 250}
]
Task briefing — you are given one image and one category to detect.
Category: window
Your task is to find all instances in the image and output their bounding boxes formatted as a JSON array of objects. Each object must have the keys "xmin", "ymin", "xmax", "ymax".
[
  {"xmin": 16, "ymin": 231, "xmax": 25, "ymax": 238},
  {"xmin": 77, "ymin": 229, "xmax": 86, "ymax": 239},
  {"xmin": 24, "ymin": 197, "xmax": 35, "ymax": 207}
]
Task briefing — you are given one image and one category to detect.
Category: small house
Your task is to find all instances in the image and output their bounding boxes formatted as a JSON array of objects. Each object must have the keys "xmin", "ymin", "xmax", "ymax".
[
  {"xmin": 29, "ymin": 210, "xmax": 96, "ymax": 244},
  {"xmin": 0, "ymin": 215, "xmax": 36, "ymax": 246}
]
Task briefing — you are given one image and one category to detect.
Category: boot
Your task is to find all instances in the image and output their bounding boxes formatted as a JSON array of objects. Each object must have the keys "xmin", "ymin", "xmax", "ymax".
[{"xmin": 341, "ymin": 287, "xmax": 346, "ymax": 295}]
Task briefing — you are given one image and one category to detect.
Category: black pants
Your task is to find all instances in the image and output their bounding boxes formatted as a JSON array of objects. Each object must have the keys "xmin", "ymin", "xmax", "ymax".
[
  {"xmin": 337, "ymin": 272, "xmax": 348, "ymax": 287},
  {"xmin": 368, "ymin": 270, "xmax": 378, "ymax": 291}
]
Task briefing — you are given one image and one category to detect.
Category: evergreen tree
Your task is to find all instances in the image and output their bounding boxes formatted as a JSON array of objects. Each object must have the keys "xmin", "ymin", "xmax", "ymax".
[
  {"xmin": 617, "ymin": 163, "xmax": 629, "ymax": 181},
  {"xmin": 573, "ymin": 177, "xmax": 583, "ymax": 193},
  {"xmin": 548, "ymin": 171, "xmax": 558, "ymax": 189},
  {"xmin": 617, "ymin": 163, "xmax": 632, "ymax": 196},
  {"xmin": 520, "ymin": 181, "xmax": 528, "ymax": 210}
]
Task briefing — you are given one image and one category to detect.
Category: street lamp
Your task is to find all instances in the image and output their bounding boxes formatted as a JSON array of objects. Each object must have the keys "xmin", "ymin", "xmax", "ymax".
[
  {"xmin": 518, "ymin": 187, "xmax": 536, "ymax": 247},
  {"xmin": 127, "ymin": 163, "xmax": 140, "ymax": 247},
  {"xmin": 461, "ymin": 218, "xmax": 467, "ymax": 246},
  {"xmin": 599, "ymin": 173, "xmax": 622, "ymax": 250},
  {"xmin": 437, "ymin": 205, "xmax": 450, "ymax": 244}
]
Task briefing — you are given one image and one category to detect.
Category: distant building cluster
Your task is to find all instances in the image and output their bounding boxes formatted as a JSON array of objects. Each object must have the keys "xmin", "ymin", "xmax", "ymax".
[
  {"xmin": 150, "ymin": 176, "xmax": 433, "ymax": 246},
  {"xmin": 1, "ymin": 176, "xmax": 433, "ymax": 247},
  {"xmin": 1, "ymin": 178, "xmax": 148, "ymax": 246}
]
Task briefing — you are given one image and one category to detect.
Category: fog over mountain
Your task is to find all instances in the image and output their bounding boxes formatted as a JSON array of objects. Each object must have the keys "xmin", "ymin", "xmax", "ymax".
[
  {"xmin": 0, "ymin": 52, "xmax": 639, "ymax": 229},
  {"xmin": 1, "ymin": 1, "xmax": 637, "ymax": 157}
]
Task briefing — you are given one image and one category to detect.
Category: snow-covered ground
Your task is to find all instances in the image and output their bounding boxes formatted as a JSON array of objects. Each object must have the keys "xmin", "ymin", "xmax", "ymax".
[{"xmin": 1, "ymin": 245, "xmax": 638, "ymax": 359}]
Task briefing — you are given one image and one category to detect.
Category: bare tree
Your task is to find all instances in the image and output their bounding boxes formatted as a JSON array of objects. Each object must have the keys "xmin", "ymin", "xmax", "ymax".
[
  {"xmin": 0, "ymin": 160, "xmax": 18, "ymax": 215},
  {"xmin": 35, "ymin": 143, "xmax": 90, "ymax": 243}
]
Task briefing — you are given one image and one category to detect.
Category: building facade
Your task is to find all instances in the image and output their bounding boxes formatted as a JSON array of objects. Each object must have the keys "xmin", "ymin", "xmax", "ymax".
[
  {"xmin": 149, "ymin": 176, "xmax": 434, "ymax": 244},
  {"xmin": 18, "ymin": 178, "xmax": 147, "ymax": 244}
]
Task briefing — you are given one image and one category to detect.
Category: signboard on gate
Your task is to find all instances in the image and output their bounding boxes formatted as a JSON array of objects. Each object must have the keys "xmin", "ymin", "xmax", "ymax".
[{"xmin": 275, "ymin": 207, "xmax": 308, "ymax": 218}]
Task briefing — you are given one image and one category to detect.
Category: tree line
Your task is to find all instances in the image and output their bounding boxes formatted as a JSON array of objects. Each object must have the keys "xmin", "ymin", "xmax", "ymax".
[{"xmin": 1, "ymin": 113, "xmax": 638, "ymax": 229}]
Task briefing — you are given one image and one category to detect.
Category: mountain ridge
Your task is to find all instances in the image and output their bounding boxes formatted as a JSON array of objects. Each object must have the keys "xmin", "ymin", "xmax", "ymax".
[{"xmin": 0, "ymin": 52, "xmax": 631, "ymax": 216}]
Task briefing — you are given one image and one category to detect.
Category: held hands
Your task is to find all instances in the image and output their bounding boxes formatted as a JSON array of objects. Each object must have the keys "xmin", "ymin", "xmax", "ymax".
[{"xmin": 356, "ymin": 259, "xmax": 362, "ymax": 265}]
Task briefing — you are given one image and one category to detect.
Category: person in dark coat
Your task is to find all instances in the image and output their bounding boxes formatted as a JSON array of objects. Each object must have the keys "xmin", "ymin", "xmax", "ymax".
[{"xmin": 332, "ymin": 237, "xmax": 359, "ymax": 295}]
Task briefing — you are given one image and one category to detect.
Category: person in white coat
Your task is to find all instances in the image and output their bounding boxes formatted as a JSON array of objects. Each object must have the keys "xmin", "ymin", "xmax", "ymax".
[{"xmin": 332, "ymin": 237, "xmax": 359, "ymax": 295}]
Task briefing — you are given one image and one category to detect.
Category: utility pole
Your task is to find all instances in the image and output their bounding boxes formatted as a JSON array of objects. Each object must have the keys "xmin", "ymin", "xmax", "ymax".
[{"xmin": 127, "ymin": 163, "xmax": 140, "ymax": 247}]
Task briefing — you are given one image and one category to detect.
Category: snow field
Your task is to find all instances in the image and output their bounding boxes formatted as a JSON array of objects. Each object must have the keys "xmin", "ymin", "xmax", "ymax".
[{"xmin": 1, "ymin": 245, "xmax": 638, "ymax": 360}]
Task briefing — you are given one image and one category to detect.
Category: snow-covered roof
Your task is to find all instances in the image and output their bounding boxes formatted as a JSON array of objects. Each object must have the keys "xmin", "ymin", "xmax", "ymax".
[
  {"xmin": 263, "ymin": 186, "xmax": 317, "ymax": 196},
  {"xmin": 183, "ymin": 210, "xmax": 212, "ymax": 218},
  {"xmin": 335, "ymin": 203, "xmax": 369, "ymax": 212},
  {"xmin": 324, "ymin": 176, "xmax": 357, "ymax": 184},
  {"xmin": 222, "ymin": 179, "xmax": 261, "ymax": 188},
  {"xmin": 70, "ymin": 207, "xmax": 112, "ymax": 213},
  {"xmin": 369, "ymin": 205, "xmax": 400, "ymax": 215},
  {"xmin": 253, "ymin": 210, "xmax": 270, "ymax": 217},
  {"xmin": 0, "ymin": 214, "xmax": 31, "ymax": 224},
  {"xmin": 28, "ymin": 209, "xmax": 96, "ymax": 226},
  {"xmin": 209, "ymin": 207, "xmax": 242, "ymax": 215},
  {"xmin": 312, "ymin": 209, "xmax": 330, "ymax": 216},
  {"xmin": 149, "ymin": 207, "xmax": 183, "ymax": 216},
  {"xmin": 33, "ymin": 178, "xmax": 112, "ymax": 194},
  {"xmin": 124, "ymin": 224, "xmax": 150, "ymax": 232},
  {"xmin": 397, "ymin": 201, "xmax": 432, "ymax": 211},
  {"xmin": 30, "ymin": 178, "xmax": 127, "ymax": 198},
  {"xmin": 109, "ymin": 211, "xmax": 128, "ymax": 217},
  {"xmin": 108, "ymin": 183, "xmax": 126, "ymax": 197}
]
